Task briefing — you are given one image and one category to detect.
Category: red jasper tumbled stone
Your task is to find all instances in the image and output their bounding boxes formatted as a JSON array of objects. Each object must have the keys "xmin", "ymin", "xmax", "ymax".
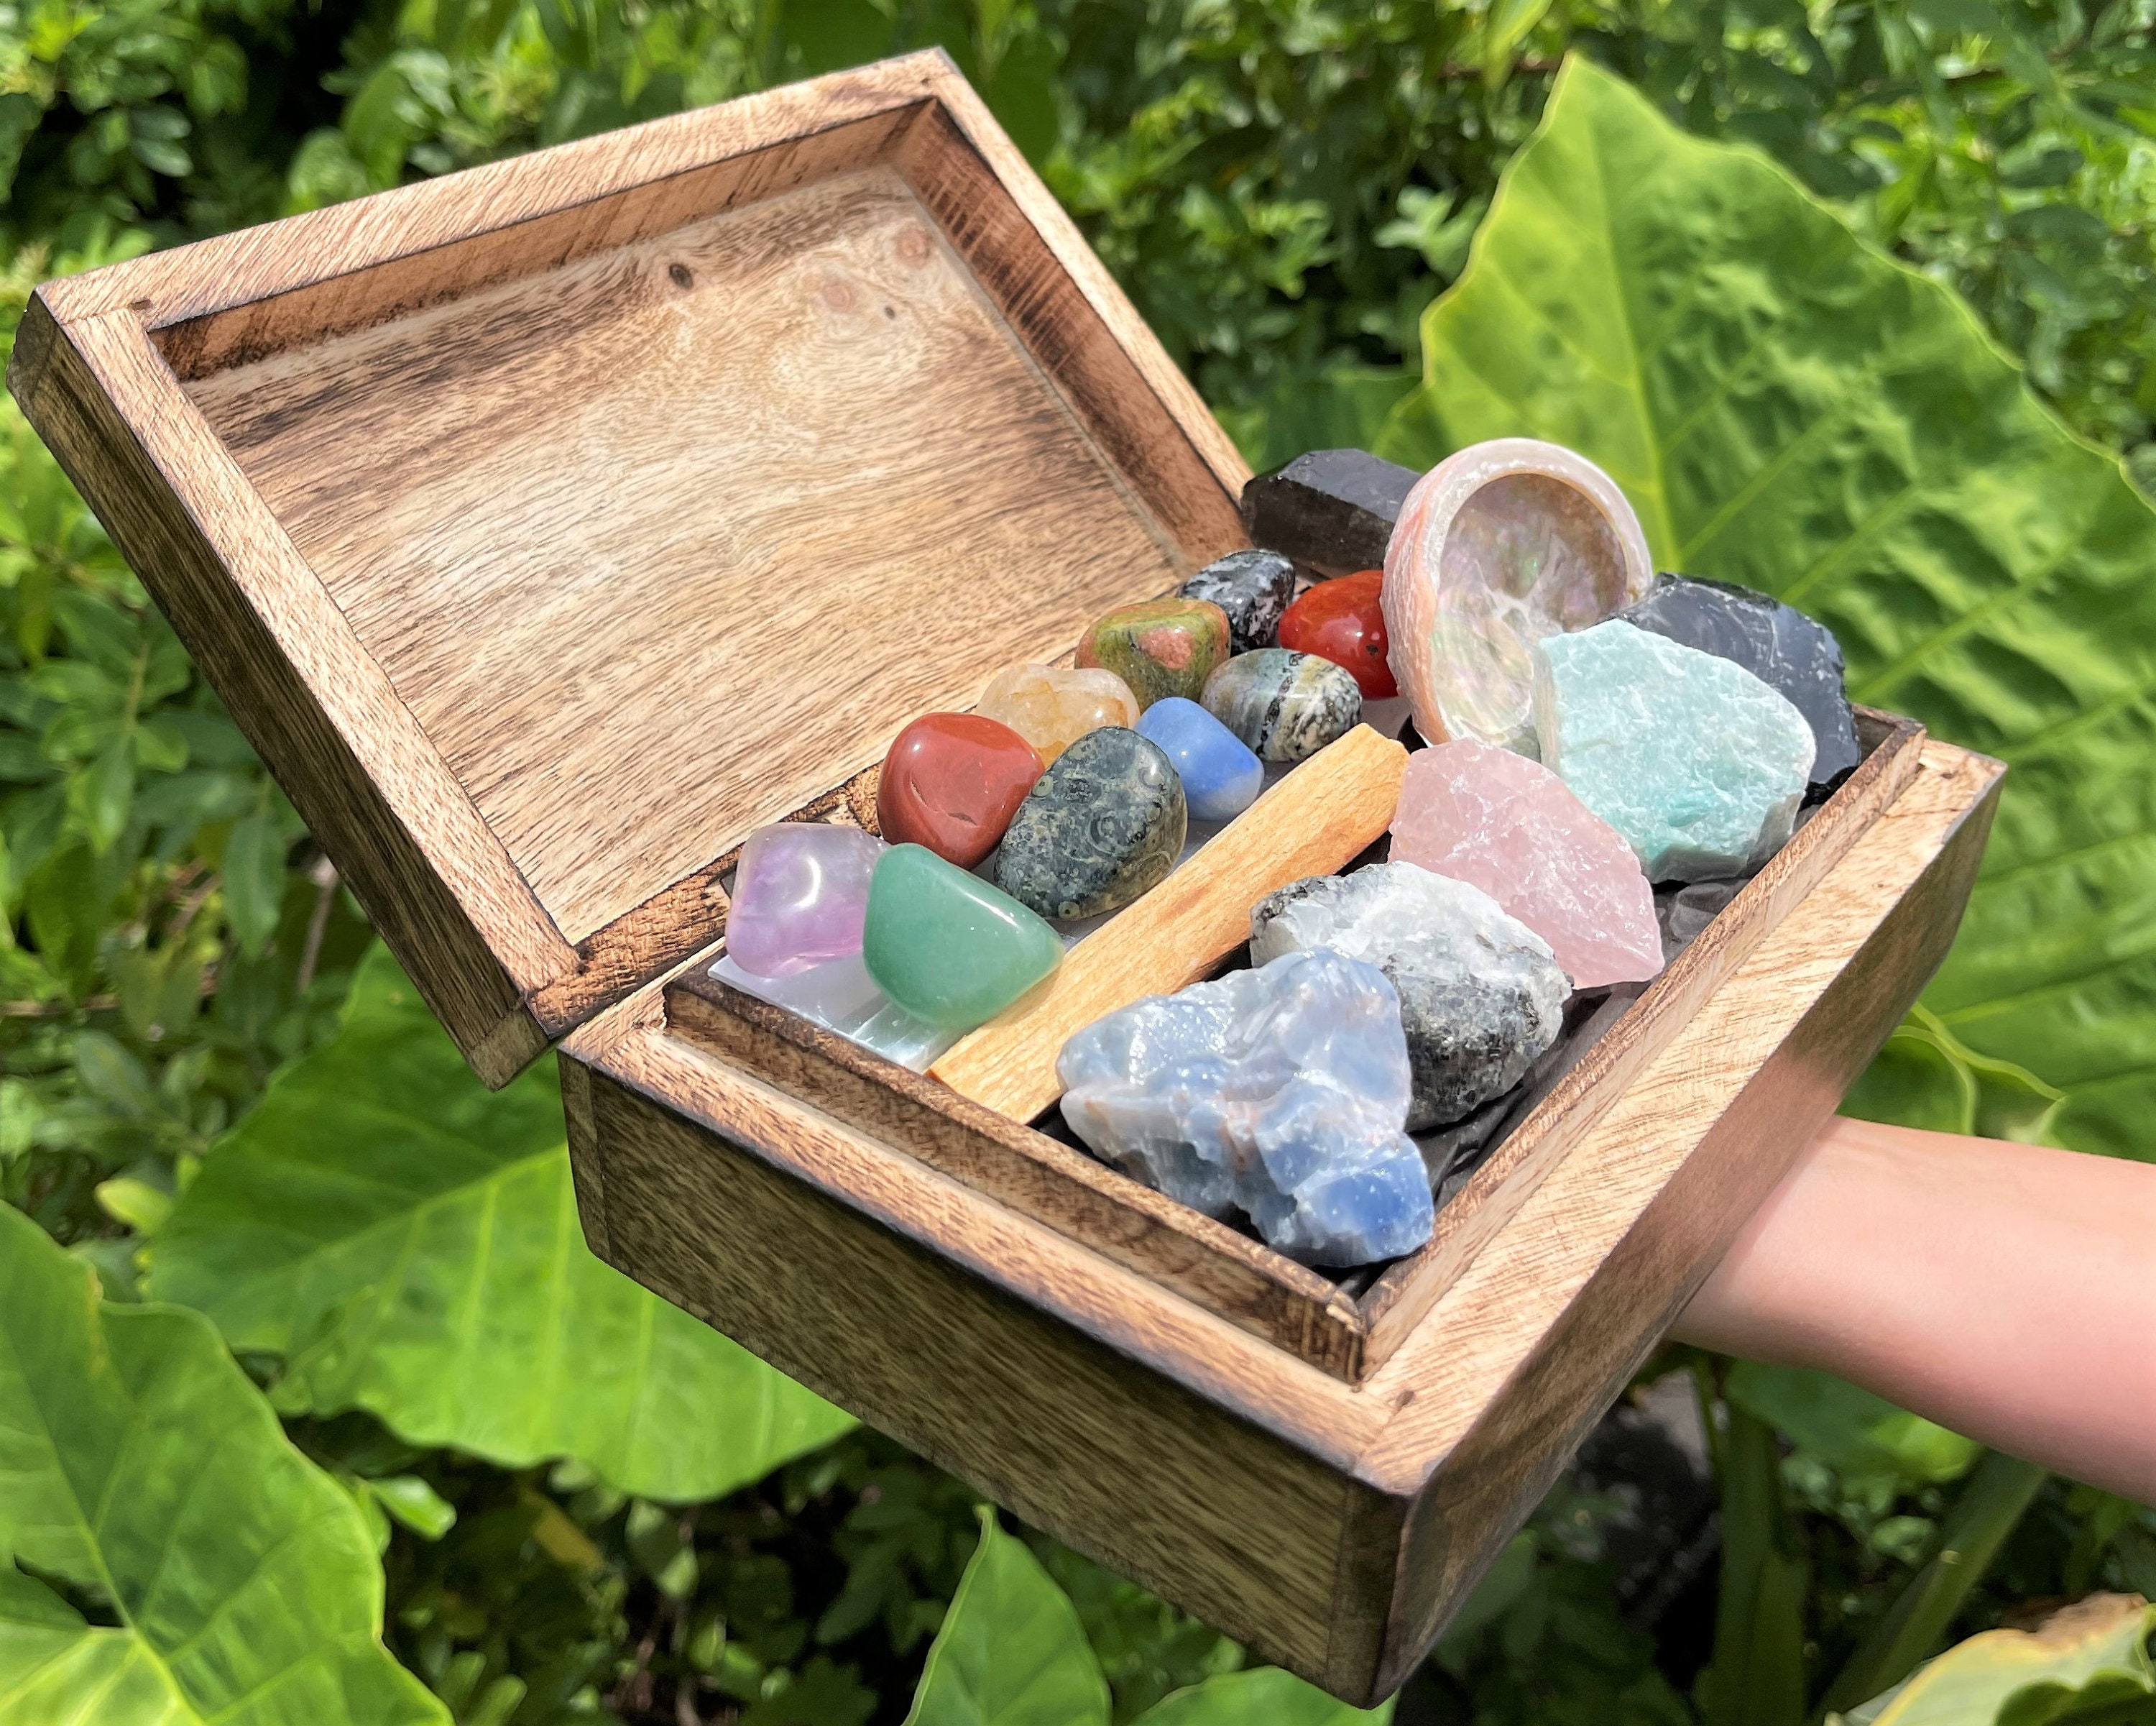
[
  {"xmin": 876, "ymin": 713, "xmax": 1045, "ymax": 868},
  {"xmin": 1277, "ymin": 569, "xmax": 1396, "ymax": 699}
]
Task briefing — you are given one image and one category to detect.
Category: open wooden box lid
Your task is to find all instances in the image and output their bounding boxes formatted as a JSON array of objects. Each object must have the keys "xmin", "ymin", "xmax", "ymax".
[{"xmin": 9, "ymin": 53, "xmax": 1251, "ymax": 1084}]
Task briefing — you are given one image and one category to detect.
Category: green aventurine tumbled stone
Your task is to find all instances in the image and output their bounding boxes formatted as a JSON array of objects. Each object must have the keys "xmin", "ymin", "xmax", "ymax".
[
  {"xmin": 861, "ymin": 844, "xmax": 1062, "ymax": 1030},
  {"xmin": 1531, "ymin": 620, "xmax": 1816, "ymax": 883}
]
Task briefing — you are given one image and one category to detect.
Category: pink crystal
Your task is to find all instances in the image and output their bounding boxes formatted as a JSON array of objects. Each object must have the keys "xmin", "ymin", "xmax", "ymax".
[
  {"xmin": 727, "ymin": 824, "xmax": 884, "ymax": 978},
  {"xmin": 1389, "ymin": 740, "xmax": 1662, "ymax": 988}
]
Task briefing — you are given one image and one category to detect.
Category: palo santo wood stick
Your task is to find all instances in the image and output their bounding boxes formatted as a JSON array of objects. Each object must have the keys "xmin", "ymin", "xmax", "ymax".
[{"xmin": 929, "ymin": 723, "xmax": 1409, "ymax": 1122}]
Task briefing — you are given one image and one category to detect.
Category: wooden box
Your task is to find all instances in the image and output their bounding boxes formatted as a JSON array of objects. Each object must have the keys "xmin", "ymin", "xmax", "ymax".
[{"xmin": 8, "ymin": 52, "xmax": 2003, "ymax": 1704}]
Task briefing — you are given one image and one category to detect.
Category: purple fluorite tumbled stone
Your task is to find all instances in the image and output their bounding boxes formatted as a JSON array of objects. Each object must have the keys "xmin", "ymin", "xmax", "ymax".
[{"xmin": 727, "ymin": 824, "xmax": 883, "ymax": 978}]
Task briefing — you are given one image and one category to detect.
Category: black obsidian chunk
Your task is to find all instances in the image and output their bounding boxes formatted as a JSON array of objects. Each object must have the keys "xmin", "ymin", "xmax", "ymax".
[
  {"xmin": 1620, "ymin": 574, "xmax": 1863, "ymax": 794},
  {"xmin": 1240, "ymin": 449, "xmax": 1420, "ymax": 577},
  {"xmin": 1180, "ymin": 548, "xmax": 1295, "ymax": 652}
]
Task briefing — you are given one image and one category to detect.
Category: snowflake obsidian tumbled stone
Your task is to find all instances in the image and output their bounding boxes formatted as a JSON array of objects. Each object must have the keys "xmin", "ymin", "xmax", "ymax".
[
  {"xmin": 1179, "ymin": 549, "xmax": 1296, "ymax": 653},
  {"xmin": 1056, "ymin": 947, "xmax": 1434, "ymax": 1267},
  {"xmin": 1533, "ymin": 620, "xmax": 1816, "ymax": 883},
  {"xmin": 995, "ymin": 726, "xmax": 1187, "ymax": 920}
]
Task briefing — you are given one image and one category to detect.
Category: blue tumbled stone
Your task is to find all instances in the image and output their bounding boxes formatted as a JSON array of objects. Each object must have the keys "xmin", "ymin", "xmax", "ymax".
[{"xmin": 1135, "ymin": 697, "xmax": 1265, "ymax": 822}]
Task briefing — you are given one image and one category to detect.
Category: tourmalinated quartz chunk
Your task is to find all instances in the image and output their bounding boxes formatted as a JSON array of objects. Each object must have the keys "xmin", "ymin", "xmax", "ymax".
[
  {"xmin": 1075, "ymin": 597, "xmax": 1232, "ymax": 709},
  {"xmin": 1057, "ymin": 947, "xmax": 1434, "ymax": 1266},
  {"xmin": 1249, "ymin": 863, "xmax": 1567, "ymax": 1131},
  {"xmin": 1618, "ymin": 574, "xmax": 1862, "ymax": 794},
  {"xmin": 977, "ymin": 664, "xmax": 1139, "ymax": 763},
  {"xmin": 862, "ymin": 844, "xmax": 1061, "ymax": 1030},
  {"xmin": 1200, "ymin": 649, "xmax": 1362, "ymax": 764},
  {"xmin": 1241, "ymin": 449, "xmax": 1422, "ymax": 578},
  {"xmin": 875, "ymin": 712, "xmax": 1044, "ymax": 868},
  {"xmin": 1533, "ymin": 620, "xmax": 1817, "ymax": 882},
  {"xmin": 1135, "ymin": 697, "xmax": 1263, "ymax": 822},
  {"xmin": 1388, "ymin": 740, "xmax": 1663, "ymax": 988},
  {"xmin": 1382, "ymin": 439, "xmax": 1655, "ymax": 753},
  {"xmin": 1278, "ymin": 569, "xmax": 1395, "ymax": 699},
  {"xmin": 996, "ymin": 727, "xmax": 1187, "ymax": 920},
  {"xmin": 1180, "ymin": 549, "xmax": 1296, "ymax": 653},
  {"xmin": 726, "ymin": 823, "xmax": 884, "ymax": 978}
]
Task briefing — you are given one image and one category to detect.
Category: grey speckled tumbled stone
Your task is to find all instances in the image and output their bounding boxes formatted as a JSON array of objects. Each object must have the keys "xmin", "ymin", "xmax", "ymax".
[
  {"xmin": 1180, "ymin": 549, "xmax": 1296, "ymax": 653},
  {"xmin": 1200, "ymin": 649, "xmax": 1363, "ymax": 764},
  {"xmin": 995, "ymin": 727, "xmax": 1186, "ymax": 921}
]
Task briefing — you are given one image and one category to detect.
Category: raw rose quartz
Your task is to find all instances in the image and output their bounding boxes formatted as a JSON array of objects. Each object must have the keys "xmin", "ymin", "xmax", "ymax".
[
  {"xmin": 1381, "ymin": 439, "xmax": 1654, "ymax": 753},
  {"xmin": 1388, "ymin": 740, "xmax": 1662, "ymax": 988}
]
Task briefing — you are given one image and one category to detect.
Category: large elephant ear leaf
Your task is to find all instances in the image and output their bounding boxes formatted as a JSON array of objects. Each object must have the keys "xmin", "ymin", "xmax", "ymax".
[
  {"xmin": 0, "ymin": 1203, "xmax": 445, "ymax": 1726},
  {"xmin": 147, "ymin": 946, "xmax": 854, "ymax": 1505},
  {"xmin": 1131, "ymin": 1666, "xmax": 1393, "ymax": 1723},
  {"xmin": 1381, "ymin": 55, "xmax": 2156, "ymax": 1161}
]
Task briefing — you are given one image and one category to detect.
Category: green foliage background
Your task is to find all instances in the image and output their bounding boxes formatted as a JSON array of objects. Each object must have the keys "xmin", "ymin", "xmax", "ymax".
[{"xmin": 0, "ymin": 1, "xmax": 2153, "ymax": 1722}]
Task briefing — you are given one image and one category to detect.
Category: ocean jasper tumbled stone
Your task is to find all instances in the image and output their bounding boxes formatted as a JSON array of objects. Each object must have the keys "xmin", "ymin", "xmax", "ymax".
[
  {"xmin": 876, "ymin": 712, "xmax": 1044, "ymax": 869},
  {"xmin": 1075, "ymin": 597, "xmax": 1231, "ymax": 709},
  {"xmin": 1179, "ymin": 549, "xmax": 1296, "ymax": 653},
  {"xmin": 996, "ymin": 727, "xmax": 1186, "ymax": 920},
  {"xmin": 1390, "ymin": 740, "xmax": 1662, "ymax": 988},
  {"xmin": 862, "ymin": 844, "xmax": 1061, "ymax": 1030},
  {"xmin": 1383, "ymin": 439, "xmax": 1654, "ymax": 753},
  {"xmin": 976, "ymin": 664, "xmax": 1140, "ymax": 764},
  {"xmin": 1135, "ymin": 697, "xmax": 1263, "ymax": 822},
  {"xmin": 1533, "ymin": 620, "xmax": 1816, "ymax": 882},
  {"xmin": 726, "ymin": 822, "xmax": 883, "ymax": 978},
  {"xmin": 1200, "ymin": 649, "xmax": 1363, "ymax": 764},
  {"xmin": 1249, "ymin": 863, "xmax": 1567, "ymax": 1131},
  {"xmin": 1057, "ymin": 947, "xmax": 1433, "ymax": 1267},
  {"xmin": 1278, "ymin": 570, "xmax": 1396, "ymax": 699}
]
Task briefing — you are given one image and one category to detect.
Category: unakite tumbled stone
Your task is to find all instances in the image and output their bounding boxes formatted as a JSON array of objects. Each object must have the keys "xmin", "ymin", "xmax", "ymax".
[
  {"xmin": 861, "ymin": 844, "xmax": 1061, "ymax": 1031},
  {"xmin": 1532, "ymin": 620, "xmax": 1815, "ymax": 883}
]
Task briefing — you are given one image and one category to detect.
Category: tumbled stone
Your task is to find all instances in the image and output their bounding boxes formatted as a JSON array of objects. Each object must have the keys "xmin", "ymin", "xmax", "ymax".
[
  {"xmin": 726, "ymin": 822, "xmax": 884, "ymax": 978},
  {"xmin": 1383, "ymin": 439, "xmax": 1655, "ymax": 753},
  {"xmin": 1075, "ymin": 597, "xmax": 1232, "ymax": 709},
  {"xmin": 1200, "ymin": 649, "xmax": 1362, "ymax": 764},
  {"xmin": 1250, "ymin": 863, "xmax": 1567, "ymax": 1131},
  {"xmin": 1278, "ymin": 569, "xmax": 1396, "ymax": 699},
  {"xmin": 876, "ymin": 712, "xmax": 1044, "ymax": 869},
  {"xmin": 1180, "ymin": 549, "xmax": 1296, "ymax": 653},
  {"xmin": 1533, "ymin": 620, "xmax": 1816, "ymax": 882},
  {"xmin": 1057, "ymin": 947, "xmax": 1434, "ymax": 1266},
  {"xmin": 862, "ymin": 843, "xmax": 1061, "ymax": 1030},
  {"xmin": 1389, "ymin": 740, "xmax": 1663, "ymax": 988},
  {"xmin": 1135, "ymin": 697, "xmax": 1263, "ymax": 823},
  {"xmin": 1241, "ymin": 449, "xmax": 1421, "ymax": 578},
  {"xmin": 1619, "ymin": 574, "xmax": 1861, "ymax": 794},
  {"xmin": 977, "ymin": 664, "xmax": 1140, "ymax": 764},
  {"xmin": 996, "ymin": 727, "xmax": 1186, "ymax": 920}
]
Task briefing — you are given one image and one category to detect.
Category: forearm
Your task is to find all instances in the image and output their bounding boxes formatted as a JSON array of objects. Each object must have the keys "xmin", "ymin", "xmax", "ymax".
[{"xmin": 1672, "ymin": 1115, "xmax": 2156, "ymax": 1503}]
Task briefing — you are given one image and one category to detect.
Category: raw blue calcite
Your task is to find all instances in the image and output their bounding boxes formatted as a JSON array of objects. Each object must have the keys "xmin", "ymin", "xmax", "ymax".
[
  {"xmin": 1532, "ymin": 620, "xmax": 1815, "ymax": 883},
  {"xmin": 1056, "ymin": 947, "xmax": 1434, "ymax": 1267},
  {"xmin": 1135, "ymin": 697, "xmax": 1264, "ymax": 822}
]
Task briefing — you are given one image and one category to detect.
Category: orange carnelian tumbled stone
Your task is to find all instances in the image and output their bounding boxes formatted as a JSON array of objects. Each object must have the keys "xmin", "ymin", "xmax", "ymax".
[
  {"xmin": 1277, "ymin": 569, "xmax": 1396, "ymax": 699},
  {"xmin": 876, "ymin": 713, "xmax": 1044, "ymax": 869}
]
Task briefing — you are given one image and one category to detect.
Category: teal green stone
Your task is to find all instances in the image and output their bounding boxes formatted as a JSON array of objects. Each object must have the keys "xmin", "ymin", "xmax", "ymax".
[
  {"xmin": 862, "ymin": 844, "xmax": 1062, "ymax": 1030},
  {"xmin": 1531, "ymin": 620, "xmax": 1815, "ymax": 883}
]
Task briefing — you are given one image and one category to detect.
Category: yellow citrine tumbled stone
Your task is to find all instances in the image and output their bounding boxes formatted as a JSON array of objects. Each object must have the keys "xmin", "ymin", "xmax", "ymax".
[{"xmin": 976, "ymin": 664, "xmax": 1140, "ymax": 763}]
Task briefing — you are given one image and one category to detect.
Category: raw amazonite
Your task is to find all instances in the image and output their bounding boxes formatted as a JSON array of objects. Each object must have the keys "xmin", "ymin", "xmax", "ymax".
[
  {"xmin": 1199, "ymin": 649, "xmax": 1362, "ymax": 764},
  {"xmin": 726, "ymin": 822, "xmax": 884, "ymax": 978},
  {"xmin": 862, "ymin": 844, "xmax": 1061, "ymax": 1030},
  {"xmin": 1618, "ymin": 574, "xmax": 1862, "ymax": 794},
  {"xmin": 995, "ymin": 727, "xmax": 1187, "ymax": 920},
  {"xmin": 1057, "ymin": 947, "xmax": 1434, "ymax": 1267},
  {"xmin": 977, "ymin": 664, "xmax": 1139, "ymax": 763},
  {"xmin": 1533, "ymin": 620, "xmax": 1817, "ymax": 882},
  {"xmin": 1249, "ymin": 862, "xmax": 1567, "ymax": 1131},
  {"xmin": 1180, "ymin": 549, "xmax": 1296, "ymax": 653},
  {"xmin": 1382, "ymin": 439, "xmax": 1655, "ymax": 753},
  {"xmin": 1075, "ymin": 597, "xmax": 1232, "ymax": 709},
  {"xmin": 1135, "ymin": 697, "xmax": 1263, "ymax": 822},
  {"xmin": 1388, "ymin": 740, "xmax": 1663, "ymax": 988}
]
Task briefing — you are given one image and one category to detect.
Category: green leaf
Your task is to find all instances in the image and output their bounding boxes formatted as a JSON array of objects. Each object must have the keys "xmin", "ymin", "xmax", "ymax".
[
  {"xmin": 904, "ymin": 1508, "xmax": 1111, "ymax": 1726},
  {"xmin": 221, "ymin": 806, "xmax": 287, "ymax": 957},
  {"xmin": 1697, "ymin": 1400, "xmax": 1807, "ymax": 1726},
  {"xmin": 1726, "ymin": 1362, "xmax": 1981, "ymax": 1491},
  {"xmin": 1132, "ymin": 1666, "xmax": 1393, "ymax": 1724},
  {"xmin": 0, "ymin": 1203, "xmax": 444, "ymax": 1726},
  {"xmin": 148, "ymin": 946, "xmax": 852, "ymax": 1502},
  {"xmin": 1381, "ymin": 55, "xmax": 2156, "ymax": 1162}
]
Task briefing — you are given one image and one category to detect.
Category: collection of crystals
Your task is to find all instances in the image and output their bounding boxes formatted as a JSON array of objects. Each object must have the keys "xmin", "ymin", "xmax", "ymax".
[{"xmin": 717, "ymin": 438, "xmax": 1863, "ymax": 1270}]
